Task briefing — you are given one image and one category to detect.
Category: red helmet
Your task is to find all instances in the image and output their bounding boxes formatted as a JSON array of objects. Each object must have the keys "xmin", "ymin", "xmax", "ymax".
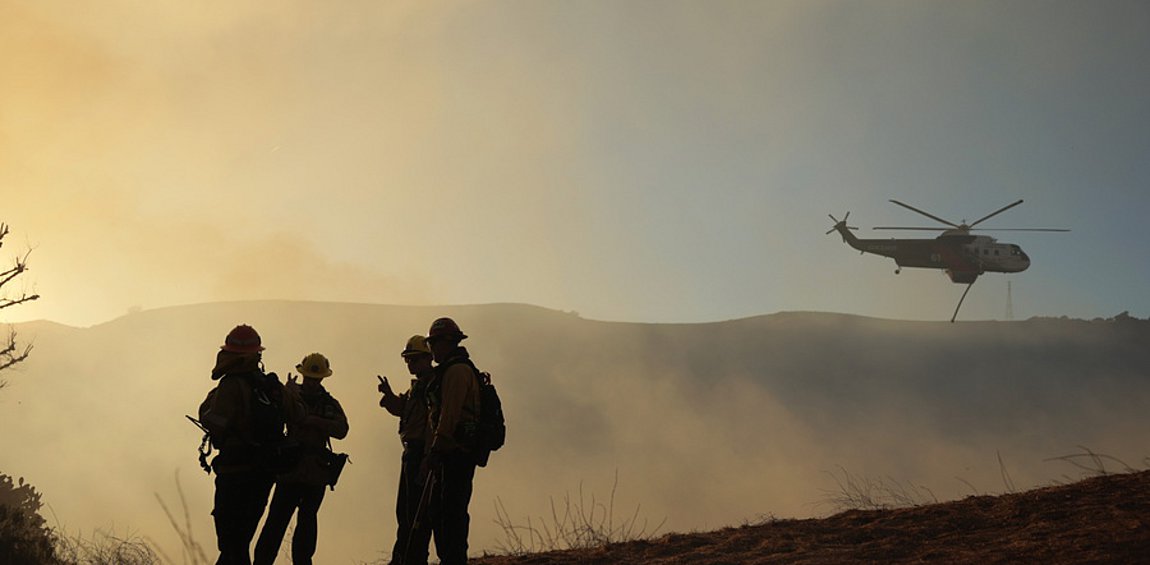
[
  {"xmin": 427, "ymin": 317, "xmax": 467, "ymax": 341},
  {"xmin": 221, "ymin": 324, "xmax": 265, "ymax": 353}
]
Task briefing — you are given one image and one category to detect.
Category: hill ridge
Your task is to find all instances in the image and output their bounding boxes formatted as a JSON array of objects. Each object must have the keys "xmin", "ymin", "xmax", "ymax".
[
  {"xmin": 13, "ymin": 299, "xmax": 1146, "ymax": 331},
  {"xmin": 4, "ymin": 300, "xmax": 1148, "ymax": 563},
  {"xmin": 474, "ymin": 470, "xmax": 1150, "ymax": 564}
]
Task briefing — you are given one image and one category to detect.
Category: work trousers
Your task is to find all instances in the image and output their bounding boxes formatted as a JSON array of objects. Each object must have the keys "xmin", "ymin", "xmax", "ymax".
[
  {"xmin": 213, "ymin": 470, "xmax": 275, "ymax": 565},
  {"xmin": 390, "ymin": 443, "xmax": 431, "ymax": 565},
  {"xmin": 252, "ymin": 481, "xmax": 327, "ymax": 565},
  {"xmin": 429, "ymin": 452, "xmax": 477, "ymax": 565}
]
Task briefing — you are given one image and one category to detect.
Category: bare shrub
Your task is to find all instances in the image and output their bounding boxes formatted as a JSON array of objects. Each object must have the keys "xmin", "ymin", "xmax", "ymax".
[
  {"xmin": 491, "ymin": 471, "xmax": 665, "ymax": 556},
  {"xmin": 820, "ymin": 466, "xmax": 938, "ymax": 512},
  {"xmin": 53, "ymin": 529, "xmax": 160, "ymax": 565}
]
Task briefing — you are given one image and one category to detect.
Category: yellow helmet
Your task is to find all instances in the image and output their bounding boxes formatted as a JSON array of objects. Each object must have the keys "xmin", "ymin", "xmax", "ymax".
[
  {"xmin": 296, "ymin": 352, "xmax": 333, "ymax": 379},
  {"xmin": 401, "ymin": 335, "xmax": 432, "ymax": 358}
]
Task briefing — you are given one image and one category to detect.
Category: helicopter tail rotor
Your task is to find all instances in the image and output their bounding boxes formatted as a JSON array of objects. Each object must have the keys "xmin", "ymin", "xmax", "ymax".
[{"xmin": 826, "ymin": 212, "xmax": 859, "ymax": 236}]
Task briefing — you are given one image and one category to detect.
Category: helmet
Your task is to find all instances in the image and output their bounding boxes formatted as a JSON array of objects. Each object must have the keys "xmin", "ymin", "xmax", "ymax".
[
  {"xmin": 222, "ymin": 324, "xmax": 264, "ymax": 353},
  {"xmin": 427, "ymin": 317, "xmax": 467, "ymax": 341},
  {"xmin": 401, "ymin": 335, "xmax": 432, "ymax": 357},
  {"xmin": 296, "ymin": 352, "xmax": 333, "ymax": 379}
]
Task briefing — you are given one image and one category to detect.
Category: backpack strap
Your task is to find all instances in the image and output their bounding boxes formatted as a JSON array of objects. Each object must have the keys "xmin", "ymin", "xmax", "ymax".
[{"xmin": 444, "ymin": 357, "xmax": 483, "ymax": 416}]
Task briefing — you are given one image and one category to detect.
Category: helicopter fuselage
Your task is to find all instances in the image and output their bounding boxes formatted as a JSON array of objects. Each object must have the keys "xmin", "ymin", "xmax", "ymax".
[
  {"xmin": 825, "ymin": 200, "xmax": 1065, "ymax": 321},
  {"xmin": 832, "ymin": 223, "xmax": 1030, "ymax": 283}
]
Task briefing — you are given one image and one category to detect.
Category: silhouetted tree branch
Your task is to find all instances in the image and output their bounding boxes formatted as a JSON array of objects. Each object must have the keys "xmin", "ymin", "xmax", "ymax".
[
  {"xmin": 0, "ymin": 222, "xmax": 38, "ymax": 388},
  {"xmin": 1, "ymin": 329, "xmax": 33, "ymax": 372}
]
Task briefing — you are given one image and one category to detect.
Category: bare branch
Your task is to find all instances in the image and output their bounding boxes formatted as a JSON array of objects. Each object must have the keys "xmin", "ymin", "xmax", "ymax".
[
  {"xmin": 0, "ymin": 222, "xmax": 37, "ymax": 380},
  {"xmin": 0, "ymin": 329, "xmax": 33, "ymax": 388},
  {"xmin": 0, "ymin": 247, "xmax": 33, "ymax": 288},
  {"xmin": 0, "ymin": 329, "xmax": 33, "ymax": 372},
  {"xmin": 0, "ymin": 293, "xmax": 40, "ymax": 311},
  {"xmin": 0, "ymin": 343, "xmax": 33, "ymax": 372}
]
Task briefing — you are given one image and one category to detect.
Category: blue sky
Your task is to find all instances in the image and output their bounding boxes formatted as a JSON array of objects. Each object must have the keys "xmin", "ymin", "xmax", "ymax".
[{"xmin": 3, "ymin": 1, "xmax": 1147, "ymax": 325}]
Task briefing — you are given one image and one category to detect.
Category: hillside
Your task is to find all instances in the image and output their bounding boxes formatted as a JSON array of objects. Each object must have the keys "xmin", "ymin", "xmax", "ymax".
[
  {"xmin": 2, "ymin": 301, "xmax": 1148, "ymax": 562},
  {"xmin": 474, "ymin": 470, "xmax": 1150, "ymax": 564}
]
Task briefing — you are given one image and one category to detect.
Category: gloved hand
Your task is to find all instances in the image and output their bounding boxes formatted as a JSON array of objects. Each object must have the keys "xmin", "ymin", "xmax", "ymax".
[{"xmin": 377, "ymin": 375, "xmax": 394, "ymax": 396}]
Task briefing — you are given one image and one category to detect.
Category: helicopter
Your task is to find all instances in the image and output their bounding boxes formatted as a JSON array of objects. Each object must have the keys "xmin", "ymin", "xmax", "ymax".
[{"xmin": 827, "ymin": 199, "xmax": 1069, "ymax": 322}]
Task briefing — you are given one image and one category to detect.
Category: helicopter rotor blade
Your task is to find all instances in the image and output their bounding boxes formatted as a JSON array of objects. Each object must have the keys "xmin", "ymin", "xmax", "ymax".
[
  {"xmin": 889, "ymin": 200, "xmax": 959, "ymax": 228},
  {"xmin": 823, "ymin": 215, "xmax": 841, "ymax": 235},
  {"xmin": 874, "ymin": 226, "xmax": 1071, "ymax": 232},
  {"xmin": 826, "ymin": 226, "xmax": 861, "ymax": 235},
  {"xmin": 969, "ymin": 199, "xmax": 1024, "ymax": 228},
  {"xmin": 967, "ymin": 227, "xmax": 1071, "ymax": 232},
  {"xmin": 873, "ymin": 226, "xmax": 950, "ymax": 231}
]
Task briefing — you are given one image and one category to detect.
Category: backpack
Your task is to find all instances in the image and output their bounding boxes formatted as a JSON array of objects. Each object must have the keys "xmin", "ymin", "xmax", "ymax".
[
  {"xmin": 473, "ymin": 370, "xmax": 506, "ymax": 460},
  {"xmin": 246, "ymin": 374, "xmax": 288, "ymax": 447},
  {"xmin": 465, "ymin": 362, "xmax": 506, "ymax": 468},
  {"xmin": 193, "ymin": 372, "xmax": 292, "ymax": 474},
  {"xmin": 433, "ymin": 357, "xmax": 506, "ymax": 467}
]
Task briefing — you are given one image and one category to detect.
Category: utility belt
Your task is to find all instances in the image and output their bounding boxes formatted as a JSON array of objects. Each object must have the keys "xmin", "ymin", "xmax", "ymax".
[
  {"xmin": 210, "ymin": 450, "xmax": 260, "ymax": 476},
  {"xmin": 214, "ymin": 440, "xmax": 300, "ymax": 474}
]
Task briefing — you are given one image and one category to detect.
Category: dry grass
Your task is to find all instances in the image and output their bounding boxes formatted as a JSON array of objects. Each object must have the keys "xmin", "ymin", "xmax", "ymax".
[
  {"xmin": 53, "ymin": 529, "xmax": 160, "ymax": 565},
  {"xmin": 1044, "ymin": 445, "xmax": 1140, "ymax": 483},
  {"xmin": 152, "ymin": 471, "xmax": 211, "ymax": 565},
  {"xmin": 818, "ymin": 466, "xmax": 938, "ymax": 512},
  {"xmin": 490, "ymin": 471, "xmax": 665, "ymax": 556},
  {"xmin": 473, "ymin": 469, "xmax": 1150, "ymax": 564}
]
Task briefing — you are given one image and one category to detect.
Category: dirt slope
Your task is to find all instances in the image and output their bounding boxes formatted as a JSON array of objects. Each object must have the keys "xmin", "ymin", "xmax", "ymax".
[{"xmin": 473, "ymin": 470, "xmax": 1150, "ymax": 564}]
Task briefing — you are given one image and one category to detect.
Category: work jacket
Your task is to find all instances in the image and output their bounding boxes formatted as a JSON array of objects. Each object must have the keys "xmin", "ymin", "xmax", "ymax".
[
  {"xmin": 427, "ymin": 348, "xmax": 481, "ymax": 455},
  {"xmin": 380, "ymin": 371, "xmax": 433, "ymax": 446},
  {"xmin": 278, "ymin": 380, "xmax": 349, "ymax": 486}
]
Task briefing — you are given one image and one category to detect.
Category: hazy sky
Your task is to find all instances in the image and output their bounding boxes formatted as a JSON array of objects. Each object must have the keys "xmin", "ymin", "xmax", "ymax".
[{"xmin": 3, "ymin": 1, "xmax": 1148, "ymax": 327}]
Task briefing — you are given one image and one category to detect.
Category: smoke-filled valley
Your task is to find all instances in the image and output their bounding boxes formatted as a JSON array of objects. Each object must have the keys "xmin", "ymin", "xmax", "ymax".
[{"xmin": 1, "ymin": 302, "xmax": 1147, "ymax": 563}]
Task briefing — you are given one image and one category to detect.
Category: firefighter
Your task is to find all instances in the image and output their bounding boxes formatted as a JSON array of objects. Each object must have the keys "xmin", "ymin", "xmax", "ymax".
[
  {"xmin": 253, "ymin": 352, "xmax": 349, "ymax": 565},
  {"xmin": 423, "ymin": 318, "xmax": 482, "ymax": 565},
  {"xmin": 379, "ymin": 335, "xmax": 436, "ymax": 564},
  {"xmin": 199, "ymin": 324, "xmax": 305, "ymax": 565}
]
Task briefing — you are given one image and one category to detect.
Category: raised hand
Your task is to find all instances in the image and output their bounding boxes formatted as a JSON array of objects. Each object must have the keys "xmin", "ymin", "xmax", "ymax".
[
  {"xmin": 377, "ymin": 375, "xmax": 393, "ymax": 396},
  {"xmin": 284, "ymin": 373, "xmax": 302, "ymax": 394}
]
